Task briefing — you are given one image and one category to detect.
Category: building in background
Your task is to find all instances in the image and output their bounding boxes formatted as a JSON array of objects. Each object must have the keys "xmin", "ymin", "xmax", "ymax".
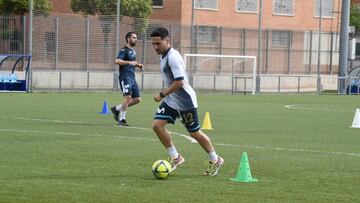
[
  {"xmin": 352, "ymin": 0, "xmax": 360, "ymax": 5},
  {"xmin": 147, "ymin": 0, "xmax": 344, "ymax": 75},
  {"xmin": 49, "ymin": 0, "xmax": 341, "ymax": 33},
  {"xmin": 150, "ymin": 0, "xmax": 340, "ymax": 32},
  {"xmin": 2, "ymin": 0, "xmax": 359, "ymax": 93},
  {"xmin": 0, "ymin": 0, "xmax": 348, "ymax": 74}
]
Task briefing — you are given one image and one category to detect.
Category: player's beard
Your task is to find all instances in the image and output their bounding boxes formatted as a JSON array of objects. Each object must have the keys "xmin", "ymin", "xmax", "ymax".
[
  {"xmin": 129, "ymin": 41, "xmax": 136, "ymax": 47},
  {"xmin": 155, "ymin": 49, "xmax": 162, "ymax": 55}
]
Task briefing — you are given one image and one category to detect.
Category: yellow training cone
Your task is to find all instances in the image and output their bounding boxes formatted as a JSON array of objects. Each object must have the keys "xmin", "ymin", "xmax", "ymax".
[{"xmin": 201, "ymin": 112, "xmax": 213, "ymax": 130}]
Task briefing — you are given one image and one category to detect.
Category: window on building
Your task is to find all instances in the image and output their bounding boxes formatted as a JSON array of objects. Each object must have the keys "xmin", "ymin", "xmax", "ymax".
[
  {"xmin": 273, "ymin": 0, "xmax": 294, "ymax": 15},
  {"xmin": 195, "ymin": 0, "xmax": 218, "ymax": 10},
  {"xmin": 145, "ymin": 24, "xmax": 158, "ymax": 40},
  {"xmin": 236, "ymin": 0, "xmax": 257, "ymax": 12},
  {"xmin": 272, "ymin": 30, "xmax": 293, "ymax": 47},
  {"xmin": 315, "ymin": 0, "xmax": 334, "ymax": 17},
  {"xmin": 9, "ymin": 30, "xmax": 21, "ymax": 52},
  {"xmin": 45, "ymin": 32, "xmax": 56, "ymax": 53},
  {"xmin": 9, "ymin": 41, "xmax": 20, "ymax": 52},
  {"xmin": 152, "ymin": 0, "xmax": 163, "ymax": 7},
  {"xmin": 197, "ymin": 26, "xmax": 218, "ymax": 43},
  {"xmin": 144, "ymin": 24, "xmax": 171, "ymax": 40}
]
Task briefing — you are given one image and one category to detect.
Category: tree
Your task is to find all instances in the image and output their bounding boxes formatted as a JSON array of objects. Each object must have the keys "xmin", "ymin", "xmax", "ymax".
[
  {"xmin": 350, "ymin": 5, "xmax": 360, "ymax": 33},
  {"xmin": 0, "ymin": 0, "xmax": 52, "ymax": 16},
  {"xmin": 70, "ymin": 0, "xmax": 152, "ymax": 63},
  {"xmin": 0, "ymin": 0, "xmax": 52, "ymax": 49}
]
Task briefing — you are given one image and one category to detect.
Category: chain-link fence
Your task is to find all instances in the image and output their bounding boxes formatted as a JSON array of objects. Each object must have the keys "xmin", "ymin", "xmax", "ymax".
[
  {"xmin": 1, "ymin": 10, "xmax": 340, "ymax": 74},
  {"xmin": 1, "ymin": 6, "xmax": 355, "ymax": 93}
]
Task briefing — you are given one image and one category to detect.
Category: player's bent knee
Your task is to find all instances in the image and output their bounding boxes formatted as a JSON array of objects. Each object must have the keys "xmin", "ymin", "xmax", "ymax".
[
  {"xmin": 152, "ymin": 121, "xmax": 166, "ymax": 133},
  {"xmin": 152, "ymin": 123, "xmax": 161, "ymax": 132},
  {"xmin": 189, "ymin": 130, "xmax": 210, "ymax": 141},
  {"xmin": 152, "ymin": 125, "xmax": 164, "ymax": 135},
  {"xmin": 131, "ymin": 97, "xmax": 141, "ymax": 104},
  {"xmin": 188, "ymin": 130, "xmax": 200, "ymax": 138}
]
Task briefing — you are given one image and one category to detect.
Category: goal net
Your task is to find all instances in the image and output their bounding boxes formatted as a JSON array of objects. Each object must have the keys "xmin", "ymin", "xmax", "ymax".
[{"xmin": 183, "ymin": 54, "xmax": 257, "ymax": 95}]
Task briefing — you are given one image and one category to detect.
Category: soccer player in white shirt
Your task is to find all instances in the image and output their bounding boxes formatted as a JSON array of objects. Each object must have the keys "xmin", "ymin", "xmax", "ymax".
[{"xmin": 150, "ymin": 27, "xmax": 224, "ymax": 176}]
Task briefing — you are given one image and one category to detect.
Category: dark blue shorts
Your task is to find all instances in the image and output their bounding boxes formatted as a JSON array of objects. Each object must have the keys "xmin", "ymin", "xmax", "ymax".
[
  {"xmin": 154, "ymin": 102, "xmax": 200, "ymax": 132},
  {"xmin": 119, "ymin": 76, "xmax": 140, "ymax": 98}
]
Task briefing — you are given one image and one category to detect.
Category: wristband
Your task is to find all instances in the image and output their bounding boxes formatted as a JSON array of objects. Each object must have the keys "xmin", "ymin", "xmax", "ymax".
[{"xmin": 159, "ymin": 92, "xmax": 165, "ymax": 98}]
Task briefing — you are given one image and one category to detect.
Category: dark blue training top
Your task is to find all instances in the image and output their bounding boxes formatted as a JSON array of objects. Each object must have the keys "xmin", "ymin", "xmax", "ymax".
[{"xmin": 117, "ymin": 46, "xmax": 137, "ymax": 78}]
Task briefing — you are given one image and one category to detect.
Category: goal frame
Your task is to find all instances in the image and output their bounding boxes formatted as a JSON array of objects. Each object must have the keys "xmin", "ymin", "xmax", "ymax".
[{"xmin": 183, "ymin": 53, "xmax": 257, "ymax": 95}]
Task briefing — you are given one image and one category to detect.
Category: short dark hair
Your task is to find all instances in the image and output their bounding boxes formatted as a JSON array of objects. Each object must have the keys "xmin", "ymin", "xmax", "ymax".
[
  {"xmin": 150, "ymin": 27, "xmax": 169, "ymax": 39},
  {"xmin": 125, "ymin": 32, "xmax": 136, "ymax": 43}
]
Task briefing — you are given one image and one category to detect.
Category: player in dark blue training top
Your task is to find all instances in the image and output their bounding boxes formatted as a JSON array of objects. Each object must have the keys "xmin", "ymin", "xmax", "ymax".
[{"xmin": 111, "ymin": 32, "xmax": 144, "ymax": 126}]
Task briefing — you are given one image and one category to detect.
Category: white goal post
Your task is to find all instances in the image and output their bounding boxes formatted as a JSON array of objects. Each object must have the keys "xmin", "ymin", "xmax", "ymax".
[{"xmin": 183, "ymin": 54, "xmax": 257, "ymax": 95}]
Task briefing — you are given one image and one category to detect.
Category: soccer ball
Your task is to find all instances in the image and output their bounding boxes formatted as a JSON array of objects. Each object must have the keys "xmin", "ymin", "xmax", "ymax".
[{"xmin": 152, "ymin": 160, "xmax": 172, "ymax": 179}]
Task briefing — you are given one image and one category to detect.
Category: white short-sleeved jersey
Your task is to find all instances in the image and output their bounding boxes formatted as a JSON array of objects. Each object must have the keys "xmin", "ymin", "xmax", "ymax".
[{"xmin": 160, "ymin": 48, "xmax": 198, "ymax": 111}]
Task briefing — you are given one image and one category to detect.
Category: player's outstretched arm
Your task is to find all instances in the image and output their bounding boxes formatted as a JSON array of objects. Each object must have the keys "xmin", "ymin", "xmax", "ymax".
[
  {"xmin": 154, "ymin": 80, "xmax": 183, "ymax": 102},
  {"xmin": 135, "ymin": 63, "xmax": 144, "ymax": 70}
]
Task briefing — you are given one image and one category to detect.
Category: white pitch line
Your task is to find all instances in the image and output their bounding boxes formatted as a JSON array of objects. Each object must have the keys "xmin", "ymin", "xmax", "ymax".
[
  {"xmin": 284, "ymin": 104, "xmax": 353, "ymax": 112},
  {"xmin": 214, "ymin": 143, "xmax": 360, "ymax": 157},
  {"xmin": 16, "ymin": 117, "xmax": 99, "ymax": 125},
  {"xmin": 7, "ymin": 117, "xmax": 360, "ymax": 157},
  {"xmin": 0, "ymin": 128, "xmax": 84, "ymax": 136},
  {"xmin": 116, "ymin": 125, "xmax": 197, "ymax": 143},
  {"xmin": 0, "ymin": 128, "xmax": 157, "ymax": 142},
  {"xmin": 15, "ymin": 117, "xmax": 197, "ymax": 143},
  {"xmin": 284, "ymin": 104, "xmax": 297, "ymax": 109},
  {"xmin": 1, "ymin": 127, "xmax": 359, "ymax": 157}
]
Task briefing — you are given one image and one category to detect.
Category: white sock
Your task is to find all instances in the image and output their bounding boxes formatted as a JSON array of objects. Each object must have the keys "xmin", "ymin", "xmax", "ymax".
[
  {"xmin": 167, "ymin": 146, "xmax": 179, "ymax": 159},
  {"xmin": 208, "ymin": 151, "xmax": 218, "ymax": 162},
  {"xmin": 116, "ymin": 104, "xmax": 122, "ymax": 111},
  {"xmin": 120, "ymin": 110, "xmax": 126, "ymax": 120}
]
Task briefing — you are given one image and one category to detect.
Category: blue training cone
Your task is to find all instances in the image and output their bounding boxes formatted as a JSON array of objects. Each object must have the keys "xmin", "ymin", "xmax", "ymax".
[{"xmin": 99, "ymin": 100, "xmax": 111, "ymax": 114}]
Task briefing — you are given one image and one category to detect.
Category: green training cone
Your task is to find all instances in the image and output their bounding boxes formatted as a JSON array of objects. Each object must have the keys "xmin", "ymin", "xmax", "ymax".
[{"xmin": 230, "ymin": 152, "xmax": 258, "ymax": 182}]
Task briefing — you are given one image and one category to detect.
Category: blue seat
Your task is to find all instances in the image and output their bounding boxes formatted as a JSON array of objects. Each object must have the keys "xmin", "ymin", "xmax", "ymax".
[
  {"xmin": 2, "ymin": 74, "xmax": 10, "ymax": 83},
  {"xmin": 9, "ymin": 73, "xmax": 17, "ymax": 83},
  {"xmin": 351, "ymin": 79, "xmax": 359, "ymax": 86},
  {"xmin": 0, "ymin": 73, "xmax": 3, "ymax": 82}
]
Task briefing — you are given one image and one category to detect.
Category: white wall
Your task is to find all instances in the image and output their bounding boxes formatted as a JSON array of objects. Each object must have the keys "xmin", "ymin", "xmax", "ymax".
[{"xmin": 30, "ymin": 71, "xmax": 338, "ymax": 93}]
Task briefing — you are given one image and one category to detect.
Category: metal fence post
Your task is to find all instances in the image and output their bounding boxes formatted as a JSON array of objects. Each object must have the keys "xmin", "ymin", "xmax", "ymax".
[
  {"xmin": 265, "ymin": 29, "xmax": 269, "ymax": 74},
  {"xmin": 287, "ymin": 30, "xmax": 292, "ymax": 74},
  {"xmin": 22, "ymin": 15, "xmax": 26, "ymax": 55},
  {"xmin": 308, "ymin": 31, "xmax": 313, "ymax": 74},
  {"xmin": 317, "ymin": 0, "xmax": 323, "ymax": 94},
  {"xmin": 170, "ymin": 24, "xmax": 174, "ymax": 46},
  {"xmin": 141, "ymin": 32, "xmax": 146, "ymax": 65},
  {"xmin": 339, "ymin": 0, "xmax": 350, "ymax": 94},
  {"xmin": 297, "ymin": 76, "xmax": 300, "ymax": 93},
  {"xmin": 113, "ymin": 72, "xmax": 118, "ymax": 92},
  {"xmin": 213, "ymin": 74, "xmax": 216, "ymax": 91},
  {"xmin": 256, "ymin": 0, "xmax": 263, "ymax": 94},
  {"xmin": 55, "ymin": 17, "xmax": 59, "ymax": 70},
  {"xmin": 278, "ymin": 76, "xmax": 281, "ymax": 93},
  {"xmin": 87, "ymin": 71, "xmax": 90, "ymax": 91},
  {"xmin": 59, "ymin": 71, "xmax": 62, "ymax": 90},
  {"xmin": 329, "ymin": 32, "xmax": 334, "ymax": 74},
  {"xmin": 115, "ymin": 0, "xmax": 121, "ymax": 58},
  {"xmin": 27, "ymin": 0, "xmax": 33, "ymax": 93},
  {"xmin": 241, "ymin": 29, "xmax": 246, "ymax": 74},
  {"xmin": 218, "ymin": 27, "xmax": 223, "ymax": 74},
  {"xmin": 141, "ymin": 72, "xmax": 144, "ymax": 92},
  {"xmin": 86, "ymin": 17, "xmax": 90, "ymax": 71}
]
